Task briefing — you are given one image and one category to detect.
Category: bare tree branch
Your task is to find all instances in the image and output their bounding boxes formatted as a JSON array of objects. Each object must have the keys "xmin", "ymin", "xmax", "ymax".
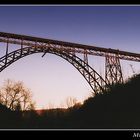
[{"xmin": 0, "ymin": 79, "xmax": 35, "ymax": 111}]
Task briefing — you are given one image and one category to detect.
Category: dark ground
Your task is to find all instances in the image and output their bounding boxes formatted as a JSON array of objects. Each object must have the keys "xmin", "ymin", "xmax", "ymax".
[{"xmin": 0, "ymin": 74, "xmax": 140, "ymax": 129}]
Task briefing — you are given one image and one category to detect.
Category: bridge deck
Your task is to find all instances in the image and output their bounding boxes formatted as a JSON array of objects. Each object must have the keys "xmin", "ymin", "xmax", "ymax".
[{"xmin": 0, "ymin": 31, "xmax": 140, "ymax": 61}]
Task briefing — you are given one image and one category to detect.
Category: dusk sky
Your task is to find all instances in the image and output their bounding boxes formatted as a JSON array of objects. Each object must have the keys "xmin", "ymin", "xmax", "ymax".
[{"xmin": 0, "ymin": 5, "xmax": 140, "ymax": 109}]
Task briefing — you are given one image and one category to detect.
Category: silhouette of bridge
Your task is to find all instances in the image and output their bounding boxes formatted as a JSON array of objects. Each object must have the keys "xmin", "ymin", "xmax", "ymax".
[{"xmin": 0, "ymin": 32, "xmax": 140, "ymax": 94}]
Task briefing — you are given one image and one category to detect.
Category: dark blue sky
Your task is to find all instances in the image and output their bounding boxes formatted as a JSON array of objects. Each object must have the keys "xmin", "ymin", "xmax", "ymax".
[
  {"xmin": 0, "ymin": 6, "xmax": 140, "ymax": 108},
  {"xmin": 0, "ymin": 6, "xmax": 140, "ymax": 52}
]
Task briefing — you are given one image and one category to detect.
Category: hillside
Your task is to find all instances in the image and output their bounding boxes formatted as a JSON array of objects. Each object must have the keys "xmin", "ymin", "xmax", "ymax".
[
  {"xmin": 64, "ymin": 74, "xmax": 140, "ymax": 128},
  {"xmin": 0, "ymin": 74, "xmax": 140, "ymax": 129}
]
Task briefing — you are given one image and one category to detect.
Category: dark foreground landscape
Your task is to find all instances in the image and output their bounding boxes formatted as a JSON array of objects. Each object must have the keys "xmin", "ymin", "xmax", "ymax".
[{"xmin": 0, "ymin": 74, "xmax": 140, "ymax": 129}]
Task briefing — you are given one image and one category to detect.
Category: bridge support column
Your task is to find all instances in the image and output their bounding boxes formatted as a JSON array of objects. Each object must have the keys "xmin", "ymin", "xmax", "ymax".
[
  {"xmin": 5, "ymin": 38, "xmax": 9, "ymax": 65},
  {"xmin": 105, "ymin": 54, "xmax": 123, "ymax": 85},
  {"xmin": 20, "ymin": 39, "xmax": 23, "ymax": 56}
]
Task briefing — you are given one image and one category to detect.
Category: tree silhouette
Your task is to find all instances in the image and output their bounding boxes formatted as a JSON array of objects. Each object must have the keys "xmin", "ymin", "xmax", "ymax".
[
  {"xmin": 66, "ymin": 97, "xmax": 78, "ymax": 108},
  {"xmin": 0, "ymin": 79, "xmax": 35, "ymax": 111}
]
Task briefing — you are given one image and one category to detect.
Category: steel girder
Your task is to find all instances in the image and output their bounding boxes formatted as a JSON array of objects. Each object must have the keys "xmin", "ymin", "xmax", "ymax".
[
  {"xmin": 0, "ymin": 46, "xmax": 107, "ymax": 95},
  {"xmin": 0, "ymin": 32, "xmax": 140, "ymax": 62},
  {"xmin": 105, "ymin": 54, "xmax": 123, "ymax": 85}
]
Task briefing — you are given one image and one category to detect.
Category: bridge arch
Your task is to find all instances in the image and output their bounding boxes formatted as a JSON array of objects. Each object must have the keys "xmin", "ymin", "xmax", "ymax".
[{"xmin": 0, "ymin": 46, "xmax": 107, "ymax": 94}]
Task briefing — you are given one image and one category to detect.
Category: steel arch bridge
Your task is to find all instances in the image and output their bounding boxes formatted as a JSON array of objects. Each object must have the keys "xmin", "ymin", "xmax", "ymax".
[{"xmin": 0, "ymin": 32, "xmax": 140, "ymax": 95}]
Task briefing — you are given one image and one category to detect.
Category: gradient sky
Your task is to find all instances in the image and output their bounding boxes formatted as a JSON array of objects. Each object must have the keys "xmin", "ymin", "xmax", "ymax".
[{"xmin": 0, "ymin": 5, "xmax": 140, "ymax": 109}]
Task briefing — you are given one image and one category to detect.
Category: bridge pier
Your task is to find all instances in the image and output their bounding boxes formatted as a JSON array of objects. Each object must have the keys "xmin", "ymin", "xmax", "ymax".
[
  {"xmin": 105, "ymin": 54, "xmax": 123, "ymax": 85},
  {"xmin": 5, "ymin": 38, "xmax": 9, "ymax": 65}
]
